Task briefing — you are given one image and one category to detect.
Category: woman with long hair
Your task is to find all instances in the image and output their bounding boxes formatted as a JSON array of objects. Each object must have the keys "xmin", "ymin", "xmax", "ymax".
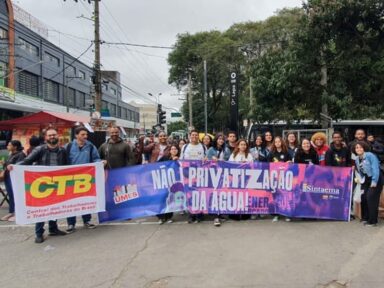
[
  {"xmin": 354, "ymin": 141, "xmax": 383, "ymax": 227},
  {"xmin": 263, "ymin": 131, "xmax": 274, "ymax": 153},
  {"xmin": 206, "ymin": 133, "xmax": 230, "ymax": 161},
  {"xmin": 229, "ymin": 139, "xmax": 253, "ymax": 162},
  {"xmin": 268, "ymin": 136, "xmax": 292, "ymax": 222},
  {"xmin": 202, "ymin": 134, "xmax": 213, "ymax": 150},
  {"xmin": 1, "ymin": 140, "xmax": 25, "ymax": 222},
  {"xmin": 294, "ymin": 138, "xmax": 319, "ymax": 165},
  {"xmin": 268, "ymin": 136, "xmax": 292, "ymax": 163},
  {"xmin": 249, "ymin": 135, "xmax": 269, "ymax": 162},
  {"xmin": 286, "ymin": 132, "xmax": 299, "ymax": 160}
]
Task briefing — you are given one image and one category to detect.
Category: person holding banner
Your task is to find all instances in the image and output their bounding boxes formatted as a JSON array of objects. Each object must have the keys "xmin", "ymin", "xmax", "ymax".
[
  {"xmin": 294, "ymin": 139, "xmax": 319, "ymax": 165},
  {"xmin": 228, "ymin": 139, "xmax": 253, "ymax": 221},
  {"xmin": 206, "ymin": 133, "xmax": 230, "ymax": 226},
  {"xmin": 65, "ymin": 126, "xmax": 102, "ymax": 233},
  {"xmin": 229, "ymin": 139, "xmax": 253, "ymax": 163},
  {"xmin": 268, "ymin": 136, "xmax": 292, "ymax": 222},
  {"xmin": 206, "ymin": 133, "xmax": 230, "ymax": 161},
  {"xmin": 11, "ymin": 127, "xmax": 68, "ymax": 243},
  {"xmin": 1, "ymin": 140, "xmax": 25, "ymax": 222},
  {"xmin": 354, "ymin": 141, "xmax": 382, "ymax": 227},
  {"xmin": 250, "ymin": 135, "xmax": 268, "ymax": 162},
  {"xmin": 311, "ymin": 132, "xmax": 329, "ymax": 166},
  {"xmin": 180, "ymin": 130, "xmax": 206, "ymax": 223},
  {"xmin": 139, "ymin": 131, "xmax": 173, "ymax": 224}
]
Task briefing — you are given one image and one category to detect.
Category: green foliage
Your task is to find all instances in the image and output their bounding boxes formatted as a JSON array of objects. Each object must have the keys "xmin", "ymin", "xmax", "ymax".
[
  {"xmin": 168, "ymin": 1, "xmax": 384, "ymax": 132},
  {"xmin": 167, "ymin": 121, "xmax": 187, "ymax": 135}
]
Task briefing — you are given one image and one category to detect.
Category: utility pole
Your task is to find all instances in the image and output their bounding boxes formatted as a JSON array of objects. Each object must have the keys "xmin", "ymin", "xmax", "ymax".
[
  {"xmin": 93, "ymin": 0, "xmax": 102, "ymax": 114},
  {"xmin": 203, "ymin": 60, "xmax": 208, "ymax": 134},
  {"xmin": 188, "ymin": 72, "xmax": 193, "ymax": 131}
]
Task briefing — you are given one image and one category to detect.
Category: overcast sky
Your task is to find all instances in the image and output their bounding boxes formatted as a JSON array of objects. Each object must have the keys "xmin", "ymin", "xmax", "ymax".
[{"xmin": 14, "ymin": 0, "xmax": 303, "ymax": 111}]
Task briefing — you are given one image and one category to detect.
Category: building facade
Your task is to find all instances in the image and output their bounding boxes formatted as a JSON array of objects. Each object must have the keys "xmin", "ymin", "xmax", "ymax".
[{"xmin": 0, "ymin": 0, "xmax": 139, "ymax": 137}]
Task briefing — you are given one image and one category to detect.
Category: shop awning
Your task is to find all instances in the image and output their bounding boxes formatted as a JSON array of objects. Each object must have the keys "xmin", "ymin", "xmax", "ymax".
[{"xmin": 0, "ymin": 111, "xmax": 90, "ymax": 130}]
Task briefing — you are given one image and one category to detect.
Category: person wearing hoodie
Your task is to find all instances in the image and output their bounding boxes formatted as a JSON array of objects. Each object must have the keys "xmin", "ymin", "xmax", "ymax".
[
  {"xmin": 99, "ymin": 126, "xmax": 136, "ymax": 169},
  {"xmin": 325, "ymin": 131, "xmax": 352, "ymax": 167},
  {"xmin": 311, "ymin": 132, "xmax": 329, "ymax": 166}
]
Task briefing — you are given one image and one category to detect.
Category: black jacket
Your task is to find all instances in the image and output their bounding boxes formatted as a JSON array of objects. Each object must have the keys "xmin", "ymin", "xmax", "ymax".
[
  {"xmin": 268, "ymin": 150, "xmax": 292, "ymax": 163},
  {"xmin": 3, "ymin": 151, "xmax": 26, "ymax": 178},
  {"xmin": 325, "ymin": 143, "xmax": 351, "ymax": 167},
  {"xmin": 294, "ymin": 150, "xmax": 319, "ymax": 165},
  {"xmin": 18, "ymin": 144, "xmax": 68, "ymax": 166}
]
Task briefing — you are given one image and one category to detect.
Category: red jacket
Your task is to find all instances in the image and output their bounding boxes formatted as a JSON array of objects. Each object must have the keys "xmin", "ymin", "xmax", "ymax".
[{"xmin": 312, "ymin": 143, "xmax": 329, "ymax": 166}]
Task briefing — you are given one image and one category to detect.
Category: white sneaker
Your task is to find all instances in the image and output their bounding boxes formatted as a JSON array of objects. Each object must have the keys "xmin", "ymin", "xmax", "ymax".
[
  {"xmin": 285, "ymin": 218, "xmax": 291, "ymax": 222},
  {"xmin": 213, "ymin": 218, "xmax": 221, "ymax": 227},
  {"xmin": 167, "ymin": 219, "xmax": 173, "ymax": 224},
  {"xmin": 272, "ymin": 216, "xmax": 279, "ymax": 222},
  {"xmin": 250, "ymin": 215, "xmax": 257, "ymax": 220}
]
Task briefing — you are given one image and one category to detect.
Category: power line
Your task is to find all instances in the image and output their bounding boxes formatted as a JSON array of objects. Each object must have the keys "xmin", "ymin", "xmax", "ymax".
[{"xmin": 102, "ymin": 41, "xmax": 173, "ymax": 50}]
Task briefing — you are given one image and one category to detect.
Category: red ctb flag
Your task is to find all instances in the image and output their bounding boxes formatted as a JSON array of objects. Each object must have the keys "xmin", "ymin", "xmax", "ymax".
[
  {"xmin": 11, "ymin": 163, "xmax": 105, "ymax": 224},
  {"xmin": 24, "ymin": 166, "xmax": 97, "ymax": 207}
]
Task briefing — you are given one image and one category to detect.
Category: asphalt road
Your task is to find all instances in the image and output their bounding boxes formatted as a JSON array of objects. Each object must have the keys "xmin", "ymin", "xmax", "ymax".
[{"xmin": 0, "ymin": 209, "xmax": 383, "ymax": 288}]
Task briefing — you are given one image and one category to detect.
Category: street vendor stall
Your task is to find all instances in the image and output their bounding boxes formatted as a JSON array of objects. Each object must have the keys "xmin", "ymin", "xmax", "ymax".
[{"xmin": 0, "ymin": 111, "xmax": 91, "ymax": 150}]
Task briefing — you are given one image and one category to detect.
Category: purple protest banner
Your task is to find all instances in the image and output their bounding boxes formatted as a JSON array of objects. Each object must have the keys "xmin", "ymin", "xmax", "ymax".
[{"xmin": 181, "ymin": 161, "xmax": 353, "ymax": 221}]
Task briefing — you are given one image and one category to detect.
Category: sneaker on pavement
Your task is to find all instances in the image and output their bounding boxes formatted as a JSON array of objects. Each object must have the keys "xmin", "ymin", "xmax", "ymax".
[
  {"xmin": 250, "ymin": 215, "xmax": 257, "ymax": 220},
  {"xmin": 213, "ymin": 218, "xmax": 221, "ymax": 227},
  {"xmin": 272, "ymin": 216, "xmax": 279, "ymax": 222},
  {"xmin": 364, "ymin": 222, "xmax": 377, "ymax": 227},
  {"xmin": 1, "ymin": 213, "xmax": 14, "ymax": 221},
  {"xmin": 48, "ymin": 229, "xmax": 67, "ymax": 236},
  {"xmin": 167, "ymin": 219, "xmax": 173, "ymax": 224},
  {"xmin": 84, "ymin": 222, "xmax": 96, "ymax": 229},
  {"xmin": 66, "ymin": 225, "xmax": 76, "ymax": 234},
  {"xmin": 35, "ymin": 236, "xmax": 44, "ymax": 244},
  {"xmin": 158, "ymin": 219, "xmax": 165, "ymax": 225},
  {"xmin": 285, "ymin": 218, "xmax": 291, "ymax": 222}
]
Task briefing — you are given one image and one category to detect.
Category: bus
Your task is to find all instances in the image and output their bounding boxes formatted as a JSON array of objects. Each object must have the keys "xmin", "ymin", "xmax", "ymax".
[{"xmin": 246, "ymin": 119, "xmax": 384, "ymax": 143}]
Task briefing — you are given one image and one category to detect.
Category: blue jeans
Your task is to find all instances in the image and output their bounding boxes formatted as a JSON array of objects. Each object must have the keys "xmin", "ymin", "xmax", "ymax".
[
  {"xmin": 4, "ymin": 175, "xmax": 14, "ymax": 214},
  {"xmin": 67, "ymin": 214, "xmax": 92, "ymax": 226},
  {"xmin": 35, "ymin": 221, "xmax": 58, "ymax": 237}
]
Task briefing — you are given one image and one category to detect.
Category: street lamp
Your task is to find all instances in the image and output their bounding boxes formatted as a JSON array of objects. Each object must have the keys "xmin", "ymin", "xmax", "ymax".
[{"xmin": 148, "ymin": 92, "xmax": 162, "ymax": 104}]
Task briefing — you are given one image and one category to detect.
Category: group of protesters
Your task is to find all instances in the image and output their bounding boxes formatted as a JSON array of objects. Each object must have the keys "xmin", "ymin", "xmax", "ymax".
[{"xmin": 1, "ymin": 125, "xmax": 383, "ymax": 243}]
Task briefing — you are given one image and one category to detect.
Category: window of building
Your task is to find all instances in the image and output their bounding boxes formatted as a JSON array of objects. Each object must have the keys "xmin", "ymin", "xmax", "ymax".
[
  {"xmin": 65, "ymin": 63, "xmax": 76, "ymax": 76},
  {"xmin": 18, "ymin": 71, "xmax": 38, "ymax": 97},
  {"xmin": 45, "ymin": 52, "xmax": 60, "ymax": 67},
  {"xmin": 109, "ymin": 104, "xmax": 116, "ymax": 117},
  {"xmin": 43, "ymin": 79, "xmax": 59, "ymax": 102},
  {"xmin": 110, "ymin": 87, "xmax": 117, "ymax": 96},
  {"xmin": 102, "ymin": 83, "xmax": 108, "ymax": 91},
  {"xmin": 101, "ymin": 100, "xmax": 108, "ymax": 110},
  {"xmin": 67, "ymin": 88, "xmax": 75, "ymax": 107},
  {"xmin": 77, "ymin": 91, "xmax": 86, "ymax": 108},
  {"xmin": 121, "ymin": 108, "xmax": 127, "ymax": 119},
  {"xmin": 128, "ymin": 110, "xmax": 132, "ymax": 121},
  {"xmin": 19, "ymin": 38, "xmax": 39, "ymax": 56},
  {"xmin": 79, "ymin": 70, "xmax": 86, "ymax": 80},
  {"xmin": 0, "ymin": 62, "xmax": 6, "ymax": 87},
  {"xmin": 0, "ymin": 27, "xmax": 7, "ymax": 39}
]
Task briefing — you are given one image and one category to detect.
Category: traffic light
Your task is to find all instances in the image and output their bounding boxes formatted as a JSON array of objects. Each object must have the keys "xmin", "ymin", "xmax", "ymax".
[{"xmin": 159, "ymin": 110, "xmax": 166, "ymax": 125}]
